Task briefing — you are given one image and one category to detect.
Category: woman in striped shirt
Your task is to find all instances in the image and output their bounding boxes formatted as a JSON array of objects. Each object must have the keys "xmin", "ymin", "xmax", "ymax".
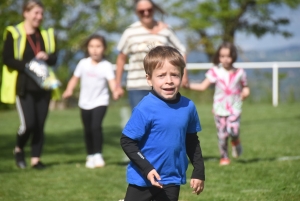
[{"xmin": 115, "ymin": 0, "xmax": 188, "ymax": 109}]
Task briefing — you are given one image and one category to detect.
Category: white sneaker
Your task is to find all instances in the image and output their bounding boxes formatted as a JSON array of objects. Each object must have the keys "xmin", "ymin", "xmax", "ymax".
[
  {"xmin": 232, "ymin": 140, "xmax": 242, "ymax": 158},
  {"xmin": 93, "ymin": 153, "xmax": 105, "ymax": 168},
  {"xmin": 85, "ymin": 155, "xmax": 95, "ymax": 169}
]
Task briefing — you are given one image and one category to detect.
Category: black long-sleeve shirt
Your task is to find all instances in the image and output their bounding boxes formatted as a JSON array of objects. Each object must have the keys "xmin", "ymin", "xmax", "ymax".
[
  {"xmin": 3, "ymin": 29, "xmax": 57, "ymax": 95},
  {"xmin": 120, "ymin": 91, "xmax": 205, "ymax": 181}
]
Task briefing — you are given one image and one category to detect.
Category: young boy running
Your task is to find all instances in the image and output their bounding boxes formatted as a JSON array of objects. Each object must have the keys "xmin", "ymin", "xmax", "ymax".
[{"xmin": 120, "ymin": 46, "xmax": 205, "ymax": 201}]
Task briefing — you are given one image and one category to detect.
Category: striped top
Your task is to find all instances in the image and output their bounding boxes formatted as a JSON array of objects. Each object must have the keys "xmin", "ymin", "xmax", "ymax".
[{"xmin": 117, "ymin": 21, "xmax": 186, "ymax": 90}]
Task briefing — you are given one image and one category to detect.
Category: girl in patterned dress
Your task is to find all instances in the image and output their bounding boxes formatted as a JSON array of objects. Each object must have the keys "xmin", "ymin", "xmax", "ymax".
[{"xmin": 189, "ymin": 42, "xmax": 250, "ymax": 165}]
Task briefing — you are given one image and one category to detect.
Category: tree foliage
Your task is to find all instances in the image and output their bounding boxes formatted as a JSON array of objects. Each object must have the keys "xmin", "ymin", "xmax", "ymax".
[
  {"xmin": 0, "ymin": 0, "xmax": 132, "ymax": 68},
  {"xmin": 0, "ymin": 0, "xmax": 133, "ymax": 100},
  {"xmin": 1, "ymin": 0, "xmax": 299, "ymax": 84},
  {"xmin": 170, "ymin": 0, "xmax": 300, "ymax": 60}
]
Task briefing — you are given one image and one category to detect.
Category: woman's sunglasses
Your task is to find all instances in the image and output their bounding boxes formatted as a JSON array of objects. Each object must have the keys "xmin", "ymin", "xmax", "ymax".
[{"xmin": 138, "ymin": 8, "xmax": 153, "ymax": 16}]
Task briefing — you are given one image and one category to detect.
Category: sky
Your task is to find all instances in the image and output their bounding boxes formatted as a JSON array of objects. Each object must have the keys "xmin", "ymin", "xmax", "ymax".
[
  {"xmin": 163, "ymin": 4, "xmax": 300, "ymax": 52},
  {"xmin": 235, "ymin": 6, "xmax": 300, "ymax": 51}
]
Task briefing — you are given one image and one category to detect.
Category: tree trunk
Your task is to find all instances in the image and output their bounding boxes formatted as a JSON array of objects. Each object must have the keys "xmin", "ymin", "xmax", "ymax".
[{"xmin": 198, "ymin": 30, "xmax": 215, "ymax": 61}]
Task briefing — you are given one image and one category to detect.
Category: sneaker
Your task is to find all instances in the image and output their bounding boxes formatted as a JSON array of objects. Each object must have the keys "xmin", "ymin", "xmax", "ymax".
[
  {"xmin": 220, "ymin": 158, "xmax": 230, "ymax": 166},
  {"xmin": 85, "ymin": 155, "xmax": 95, "ymax": 169},
  {"xmin": 13, "ymin": 150, "xmax": 26, "ymax": 169},
  {"xmin": 93, "ymin": 153, "xmax": 105, "ymax": 168},
  {"xmin": 32, "ymin": 161, "xmax": 46, "ymax": 169},
  {"xmin": 231, "ymin": 139, "xmax": 242, "ymax": 158}
]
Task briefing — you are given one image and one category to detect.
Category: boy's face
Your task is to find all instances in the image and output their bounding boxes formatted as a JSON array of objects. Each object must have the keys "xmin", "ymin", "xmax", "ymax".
[{"xmin": 146, "ymin": 60, "xmax": 182, "ymax": 100}]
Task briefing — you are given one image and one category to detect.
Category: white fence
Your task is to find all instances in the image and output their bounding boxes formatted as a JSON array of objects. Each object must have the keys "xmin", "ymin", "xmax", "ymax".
[
  {"xmin": 119, "ymin": 61, "xmax": 300, "ymax": 107},
  {"xmin": 186, "ymin": 62, "xmax": 300, "ymax": 107}
]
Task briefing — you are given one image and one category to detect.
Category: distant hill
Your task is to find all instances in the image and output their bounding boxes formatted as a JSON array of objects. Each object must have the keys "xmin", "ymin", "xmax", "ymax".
[
  {"xmin": 187, "ymin": 45, "xmax": 300, "ymax": 63},
  {"xmin": 239, "ymin": 45, "xmax": 300, "ymax": 62}
]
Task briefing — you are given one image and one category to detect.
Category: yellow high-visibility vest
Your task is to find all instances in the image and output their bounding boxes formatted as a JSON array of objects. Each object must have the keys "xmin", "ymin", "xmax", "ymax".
[{"xmin": 1, "ymin": 21, "xmax": 59, "ymax": 104}]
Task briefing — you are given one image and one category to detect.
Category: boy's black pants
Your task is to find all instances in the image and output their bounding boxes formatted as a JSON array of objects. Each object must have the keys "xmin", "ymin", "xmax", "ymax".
[{"xmin": 124, "ymin": 184, "xmax": 180, "ymax": 201}]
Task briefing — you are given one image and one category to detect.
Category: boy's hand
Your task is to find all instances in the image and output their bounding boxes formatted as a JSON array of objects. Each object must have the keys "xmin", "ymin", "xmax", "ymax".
[
  {"xmin": 147, "ymin": 169, "xmax": 163, "ymax": 188},
  {"xmin": 190, "ymin": 179, "xmax": 204, "ymax": 195}
]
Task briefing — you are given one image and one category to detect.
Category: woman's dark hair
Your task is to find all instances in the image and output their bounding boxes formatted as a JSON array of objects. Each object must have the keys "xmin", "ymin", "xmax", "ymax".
[
  {"xmin": 134, "ymin": 0, "xmax": 166, "ymax": 15},
  {"xmin": 212, "ymin": 42, "xmax": 238, "ymax": 65},
  {"xmin": 23, "ymin": 0, "xmax": 44, "ymax": 13},
  {"xmin": 83, "ymin": 34, "xmax": 107, "ymax": 57}
]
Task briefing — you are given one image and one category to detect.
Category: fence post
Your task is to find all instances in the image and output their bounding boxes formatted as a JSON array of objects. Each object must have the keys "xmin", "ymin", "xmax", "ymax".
[{"xmin": 272, "ymin": 63, "xmax": 278, "ymax": 107}]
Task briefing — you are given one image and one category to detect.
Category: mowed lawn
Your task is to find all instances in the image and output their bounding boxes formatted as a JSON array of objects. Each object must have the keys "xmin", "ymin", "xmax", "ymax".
[{"xmin": 0, "ymin": 101, "xmax": 299, "ymax": 201}]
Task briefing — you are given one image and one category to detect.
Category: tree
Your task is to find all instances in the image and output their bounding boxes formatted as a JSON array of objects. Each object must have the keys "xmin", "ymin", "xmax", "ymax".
[
  {"xmin": 43, "ymin": 0, "xmax": 132, "ymax": 62},
  {"xmin": 0, "ymin": 0, "xmax": 132, "ymax": 61},
  {"xmin": 170, "ymin": 0, "xmax": 300, "ymax": 60},
  {"xmin": 0, "ymin": 0, "xmax": 132, "ymax": 93}
]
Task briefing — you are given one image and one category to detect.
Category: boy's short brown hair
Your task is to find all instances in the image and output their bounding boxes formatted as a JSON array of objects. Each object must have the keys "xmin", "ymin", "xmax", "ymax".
[{"xmin": 143, "ymin": 46, "xmax": 186, "ymax": 77}]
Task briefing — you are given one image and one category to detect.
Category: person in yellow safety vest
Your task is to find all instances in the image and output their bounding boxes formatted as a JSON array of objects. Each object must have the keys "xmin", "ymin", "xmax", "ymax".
[{"xmin": 1, "ymin": 0, "xmax": 58, "ymax": 169}]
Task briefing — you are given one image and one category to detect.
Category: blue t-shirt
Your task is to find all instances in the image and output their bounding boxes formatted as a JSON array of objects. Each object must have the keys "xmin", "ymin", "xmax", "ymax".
[{"xmin": 122, "ymin": 93, "xmax": 201, "ymax": 187}]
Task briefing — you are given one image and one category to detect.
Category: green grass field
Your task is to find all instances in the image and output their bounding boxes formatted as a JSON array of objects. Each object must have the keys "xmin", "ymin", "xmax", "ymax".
[{"xmin": 0, "ymin": 100, "xmax": 299, "ymax": 201}]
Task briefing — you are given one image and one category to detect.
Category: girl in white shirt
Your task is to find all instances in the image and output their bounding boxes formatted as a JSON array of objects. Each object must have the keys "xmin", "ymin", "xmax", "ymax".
[{"xmin": 63, "ymin": 34, "xmax": 120, "ymax": 168}]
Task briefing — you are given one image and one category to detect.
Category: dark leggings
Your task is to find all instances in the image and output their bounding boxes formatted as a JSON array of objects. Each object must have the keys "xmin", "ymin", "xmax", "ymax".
[
  {"xmin": 16, "ymin": 91, "xmax": 51, "ymax": 157},
  {"xmin": 80, "ymin": 106, "xmax": 107, "ymax": 155},
  {"xmin": 124, "ymin": 184, "xmax": 180, "ymax": 201}
]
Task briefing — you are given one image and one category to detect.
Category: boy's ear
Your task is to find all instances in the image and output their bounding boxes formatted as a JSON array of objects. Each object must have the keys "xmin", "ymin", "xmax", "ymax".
[{"xmin": 146, "ymin": 74, "xmax": 152, "ymax": 87}]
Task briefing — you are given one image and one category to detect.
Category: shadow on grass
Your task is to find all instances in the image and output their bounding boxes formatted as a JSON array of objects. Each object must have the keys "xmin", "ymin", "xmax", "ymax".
[
  {"xmin": 112, "ymin": 161, "xmax": 130, "ymax": 166},
  {"xmin": 44, "ymin": 159, "xmax": 85, "ymax": 167},
  {"xmin": 243, "ymin": 115, "xmax": 300, "ymax": 125},
  {"xmin": 186, "ymin": 156, "xmax": 277, "ymax": 164},
  {"xmin": 236, "ymin": 158, "xmax": 276, "ymax": 163},
  {"xmin": 111, "ymin": 156, "xmax": 223, "ymax": 167},
  {"xmin": 1, "ymin": 125, "xmax": 278, "ymax": 170},
  {"xmin": 0, "ymin": 126, "xmax": 123, "ymax": 161}
]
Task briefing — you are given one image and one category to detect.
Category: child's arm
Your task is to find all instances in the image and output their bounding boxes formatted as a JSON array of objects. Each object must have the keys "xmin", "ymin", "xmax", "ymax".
[
  {"xmin": 62, "ymin": 76, "xmax": 79, "ymax": 99},
  {"xmin": 189, "ymin": 78, "xmax": 211, "ymax": 91},
  {"xmin": 241, "ymin": 86, "xmax": 250, "ymax": 100},
  {"xmin": 186, "ymin": 133, "xmax": 205, "ymax": 195},
  {"xmin": 108, "ymin": 79, "xmax": 121, "ymax": 100},
  {"xmin": 115, "ymin": 53, "xmax": 126, "ymax": 97},
  {"xmin": 120, "ymin": 134, "xmax": 163, "ymax": 188}
]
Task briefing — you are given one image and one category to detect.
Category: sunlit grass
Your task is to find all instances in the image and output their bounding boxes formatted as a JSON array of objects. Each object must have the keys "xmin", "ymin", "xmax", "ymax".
[{"xmin": 0, "ymin": 100, "xmax": 299, "ymax": 201}]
